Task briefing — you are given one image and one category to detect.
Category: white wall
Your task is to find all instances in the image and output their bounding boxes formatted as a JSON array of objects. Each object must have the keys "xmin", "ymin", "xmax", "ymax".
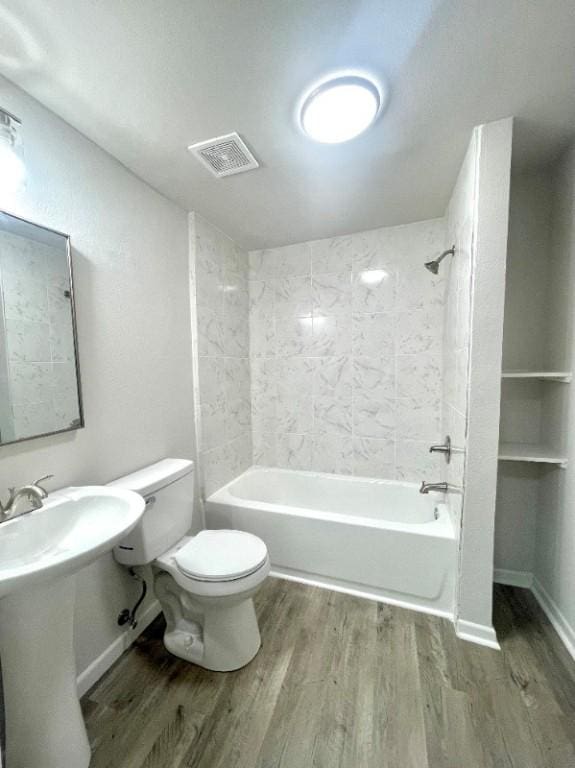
[
  {"xmin": 0, "ymin": 76, "xmax": 195, "ymax": 678},
  {"xmin": 457, "ymin": 118, "xmax": 513, "ymax": 646},
  {"xmin": 533, "ymin": 145, "xmax": 575, "ymax": 654},
  {"xmin": 248, "ymin": 220, "xmax": 446, "ymax": 480},
  {"xmin": 502, "ymin": 172, "xmax": 553, "ymax": 371}
]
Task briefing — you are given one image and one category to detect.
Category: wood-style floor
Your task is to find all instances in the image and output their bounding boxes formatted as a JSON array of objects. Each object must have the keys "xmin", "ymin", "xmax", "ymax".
[{"xmin": 82, "ymin": 579, "xmax": 575, "ymax": 768}]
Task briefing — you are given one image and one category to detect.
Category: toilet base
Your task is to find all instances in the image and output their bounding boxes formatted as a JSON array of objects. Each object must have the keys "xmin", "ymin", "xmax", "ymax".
[{"xmin": 154, "ymin": 572, "xmax": 263, "ymax": 671}]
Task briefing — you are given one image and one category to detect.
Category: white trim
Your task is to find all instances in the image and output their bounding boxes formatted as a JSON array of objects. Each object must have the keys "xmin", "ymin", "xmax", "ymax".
[
  {"xmin": 532, "ymin": 578, "xmax": 575, "ymax": 663},
  {"xmin": 455, "ymin": 618, "xmax": 500, "ymax": 649},
  {"xmin": 76, "ymin": 600, "xmax": 161, "ymax": 697},
  {"xmin": 270, "ymin": 569, "xmax": 454, "ymax": 621},
  {"xmin": 493, "ymin": 568, "xmax": 533, "ymax": 588}
]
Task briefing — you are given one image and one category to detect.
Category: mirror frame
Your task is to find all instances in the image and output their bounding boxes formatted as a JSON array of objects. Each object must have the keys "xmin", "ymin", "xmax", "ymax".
[{"xmin": 0, "ymin": 209, "xmax": 84, "ymax": 447}]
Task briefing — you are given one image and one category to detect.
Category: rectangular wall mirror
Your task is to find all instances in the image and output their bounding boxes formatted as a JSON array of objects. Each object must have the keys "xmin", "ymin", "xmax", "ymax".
[{"xmin": 0, "ymin": 210, "xmax": 83, "ymax": 445}]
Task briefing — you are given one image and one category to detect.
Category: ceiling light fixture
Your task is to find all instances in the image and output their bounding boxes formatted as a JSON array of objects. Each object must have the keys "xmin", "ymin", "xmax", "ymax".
[
  {"xmin": 0, "ymin": 108, "xmax": 24, "ymax": 195},
  {"xmin": 299, "ymin": 74, "xmax": 382, "ymax": 144}
]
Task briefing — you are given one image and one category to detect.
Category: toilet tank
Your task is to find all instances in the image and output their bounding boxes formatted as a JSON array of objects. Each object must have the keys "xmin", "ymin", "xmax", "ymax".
[{"xmin": 110, "ymin": 458, "xmax": 194, "ymax": 566}]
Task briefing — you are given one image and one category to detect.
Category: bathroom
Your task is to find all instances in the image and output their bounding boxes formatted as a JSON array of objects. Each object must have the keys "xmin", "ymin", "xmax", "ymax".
[{"xmin": 0, "ymin": 0, "xmax": 574, "ymax": 766}]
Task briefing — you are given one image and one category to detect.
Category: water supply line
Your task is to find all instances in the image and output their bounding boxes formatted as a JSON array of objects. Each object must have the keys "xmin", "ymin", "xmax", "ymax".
[{"xmin": 117, "ymin": 568, "xmax": 147, "ymax": 630}]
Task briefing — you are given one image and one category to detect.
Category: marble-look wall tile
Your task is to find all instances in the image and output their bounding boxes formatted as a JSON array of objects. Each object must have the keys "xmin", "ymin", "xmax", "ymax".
[
  {"xmin": 197, "ymin": 313, "xmax": 224, "ymax": 357},
  {"xmin": 276, "ymin": 392, "xmax": 313, "ymax": 434},
  {"xmin": 311, "ymin": 315, "xmax": 352, "ymax": 357},
  {"xmin": 226, "ymin": 397, "xmax": 251, "ymax": 441},
  {"xmin": 352, "ymin": 312, "xmax": 395, "ymax": 357},
  {"xmin": 397, "ymin": 353, "xmax": 442, "ymax": 402},
  {"xmin": 396, "ymin": 396, "xmax": 441, "ymax": 441},
  {"xmin": 311, "ymin": 435, "xmax": 353, "ymax": 474},
  {"xmin": 225, "ymin": 357, "xmax": 251, "ymax": 401},
  {"xmin": 192, "ymin": 213, "xmax": 252, "ymax": 496},
  {"xmin": 352, "ymin": 268, "xmax": 395, "ymax": 313},
  {"xmin": 314, "ymin": 355, "xmax": 352, "ymax": 398},
  {"xmin": 201, "ymin": 402, "xmax": 227, "ymax": 451},
  {"xmin": 395, "ymin": 306, "xmax": 443, "ymax": 355},
  {"xmin": 310, "ymin": 236, "xmax": 354, "ymax": 274},
  {"xmin": 250, "ymin": 243, "xmax": 311, "ymax": 279},
  {"xmin": 312, "ymin": 271, "xmax": 352, "ymax": 316},
  {"xmin": 352, "ymin": 437, "xmax": 395, "ymax": 480},
  {"xmin": 276, "ymin": 433, "xmax": 312, "ymax": 470},
  {"xmin": 253, "ymin": 432, "xmax": 276, "ymax": 466},
  {"xmin": 353, "ymin": 394, "xmax": 396, "ymax": 439},
  {"xmin": 249, "ymin": 311, "xmax": 275, "ymax": 358},
  {"xmin": 314, "ymin": 394, "xmax": 352, "ymax": 436},
  {"xmin": 198, "ymin": 357, "xmax": 225, "ymax": 405},
  {"xmin": 395, "ymin": 438, "xmax": 438, "ymax": 482},
  {"xmin": 249, "ymin": 217, "xmax": 446, "ymax": 482},
  {"xmin": 353, "ymin": 356, "xmax": 395, "ymax": 400},
  {"xmin": 275, "ymin": 315, "xmax": 314, "ymax": 357},
  {"xmin": 275, "ymin": 277, "xmax": 312, "ymax": 318}
]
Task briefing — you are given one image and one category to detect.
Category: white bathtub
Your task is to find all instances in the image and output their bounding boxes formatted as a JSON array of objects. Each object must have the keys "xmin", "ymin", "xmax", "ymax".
[{"xmin": 205, "ymin": 467, "xmax": 457, "ymax": 618}]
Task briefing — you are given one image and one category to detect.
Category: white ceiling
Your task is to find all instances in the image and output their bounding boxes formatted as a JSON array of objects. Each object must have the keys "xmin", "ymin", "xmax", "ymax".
[{"xmin": 1, "ymin": 0, "xmax": 574, "ymax": 250}]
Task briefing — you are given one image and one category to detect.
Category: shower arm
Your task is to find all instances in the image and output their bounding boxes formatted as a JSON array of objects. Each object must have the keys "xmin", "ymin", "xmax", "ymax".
[{"xmin": 436, "ymin": 246, "xmax": 455, "ymax": 265}]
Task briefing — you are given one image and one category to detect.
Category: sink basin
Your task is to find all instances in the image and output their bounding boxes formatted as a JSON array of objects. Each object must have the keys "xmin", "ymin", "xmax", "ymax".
[
  {"xmin": 0, "ymin": 486, "xmax": 144, "ymax": 598},
  {"xmin": 0, "ymin": 486, "xmax": 145, "ymax": 768}
]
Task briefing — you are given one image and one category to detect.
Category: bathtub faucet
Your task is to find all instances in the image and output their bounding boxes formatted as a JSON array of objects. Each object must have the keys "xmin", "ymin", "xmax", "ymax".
[{"xmin": 419, "ymin": 481, "xmax": 448, "ymax": 495}]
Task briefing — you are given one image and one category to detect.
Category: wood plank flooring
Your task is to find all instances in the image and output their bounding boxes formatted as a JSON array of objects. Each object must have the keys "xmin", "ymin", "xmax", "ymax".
[{"xmin": 82, "ymin": 580, "xmax": 575, "ymax": 768}]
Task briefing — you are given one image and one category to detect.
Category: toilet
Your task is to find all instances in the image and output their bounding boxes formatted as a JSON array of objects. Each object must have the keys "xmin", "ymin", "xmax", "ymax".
[{"xmin": 111, "ymin": 458, "xmax": 270, "ymax": 671}]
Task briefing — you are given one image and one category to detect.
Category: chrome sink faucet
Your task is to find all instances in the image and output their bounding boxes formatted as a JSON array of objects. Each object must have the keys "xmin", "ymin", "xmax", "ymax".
[
  {"xmin": 419, "ymin": 481, "xmax": 448, "ymax": 495},
  {"xmin": 0, "ymin": 475, "xmax": 54, "ymax": 522}
]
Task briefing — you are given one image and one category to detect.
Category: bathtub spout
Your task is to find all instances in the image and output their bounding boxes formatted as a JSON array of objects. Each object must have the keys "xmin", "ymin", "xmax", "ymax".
[{"xmin": 419, "ymin": 481, "xmax": 448, "ymax": 495}]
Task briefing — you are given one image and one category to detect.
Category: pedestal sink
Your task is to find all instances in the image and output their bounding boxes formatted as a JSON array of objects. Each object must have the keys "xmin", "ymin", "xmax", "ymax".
[{"xmin": 0, "ymin": 486, "xmax": 145, "ymax": 768}]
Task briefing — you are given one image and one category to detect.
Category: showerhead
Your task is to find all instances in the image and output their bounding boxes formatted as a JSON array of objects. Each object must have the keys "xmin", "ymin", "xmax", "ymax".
[
  {"xmin": 424, "ymin": 246, "xmax": 455, "ymax": 274},
  {"xmin": 424, "ymin": 259, "xmax": 440, "ymax": 274}
]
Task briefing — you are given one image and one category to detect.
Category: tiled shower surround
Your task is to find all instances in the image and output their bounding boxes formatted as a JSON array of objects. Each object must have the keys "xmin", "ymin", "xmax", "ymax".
[
  {"xmin": 248, "ymin": 219, "xmax": 446, "ymax": 481},
  {"xmin": 191, "ymin": 213, "xmax": 252, "ymax": 496}
]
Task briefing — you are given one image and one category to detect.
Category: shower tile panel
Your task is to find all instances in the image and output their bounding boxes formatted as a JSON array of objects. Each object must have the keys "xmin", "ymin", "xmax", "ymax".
[
  {"xmin": 193, "ymin": 214, "xmax": 252, "ymax": 496},
  {"xmin": 249, "ymin": 218, "xmax": 446, "ymax": 480}
]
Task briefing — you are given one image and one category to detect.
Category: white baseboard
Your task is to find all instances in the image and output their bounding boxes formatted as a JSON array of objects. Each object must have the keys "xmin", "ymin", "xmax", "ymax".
[
  {"xmin": 532, "ymin": 578, "xmax": 575, "ymax": 663},
  {"xmin": 493, "ymin": 568, "xmax": 533, "ymax": 588},
  {"xmin": 455, "ymin": 618, "xmax": 500, "ymax": 650},
  {"xmin": 76, "ymin": 599, "xmax": 162, "ymax": 698}
]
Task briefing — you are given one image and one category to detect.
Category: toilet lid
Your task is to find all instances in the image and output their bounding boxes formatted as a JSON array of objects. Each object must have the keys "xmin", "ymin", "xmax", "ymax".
[{"xmin": 174, "ymin": 530, "xmax": 268, "ymax": 582}]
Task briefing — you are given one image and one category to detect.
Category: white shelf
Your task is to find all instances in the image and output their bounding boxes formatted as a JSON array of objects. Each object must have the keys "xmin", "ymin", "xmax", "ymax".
[
  {"xmin": 501, "ymin": 370, "xmax": 572, "ymax": 383},
  {"xmin": 498, "ymin": 442, "xmax": 568, "ymax": 467}
]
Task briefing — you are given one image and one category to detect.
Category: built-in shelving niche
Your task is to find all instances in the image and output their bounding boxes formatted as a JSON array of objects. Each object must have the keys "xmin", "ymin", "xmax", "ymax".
[
  {"xmin": 498, "ymin": 372, "xmax": 570, "ymax": 468},
  {"xmin": 501, "ymin": 370, "xmax": 572, "ymax": 383}
]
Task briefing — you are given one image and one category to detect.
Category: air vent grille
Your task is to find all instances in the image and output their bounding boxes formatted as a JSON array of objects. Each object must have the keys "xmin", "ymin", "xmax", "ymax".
[{"xmin": 188, "ymin": 132, "xmax": 259, "ymax": 178}]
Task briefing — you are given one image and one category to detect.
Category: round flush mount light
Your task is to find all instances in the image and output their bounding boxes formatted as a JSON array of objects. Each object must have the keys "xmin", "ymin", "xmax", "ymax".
[{"xmin": 299, "ymin": 74, "xmax": 382, "ymax": 144}]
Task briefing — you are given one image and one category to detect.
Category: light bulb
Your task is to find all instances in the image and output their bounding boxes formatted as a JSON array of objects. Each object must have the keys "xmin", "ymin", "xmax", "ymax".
[
  {"xmin": 0, "ymin": 141, "xmax": 25, "ymax": 193},
  {"xmin": 300, "ymin": 75, "xmax": 381, "ymax": 144}
]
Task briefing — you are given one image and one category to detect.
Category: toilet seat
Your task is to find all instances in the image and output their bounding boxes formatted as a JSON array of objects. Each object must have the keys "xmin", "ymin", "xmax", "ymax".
[{"xmin": 174, "ymin": 530, "xmax": 268, "ymax": 582}]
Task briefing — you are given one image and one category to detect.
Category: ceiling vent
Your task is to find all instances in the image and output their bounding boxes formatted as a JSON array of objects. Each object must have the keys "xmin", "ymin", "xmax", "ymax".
[{"xmin": 188, "ymin": 132, "xmax": 259, "ymax": 178}]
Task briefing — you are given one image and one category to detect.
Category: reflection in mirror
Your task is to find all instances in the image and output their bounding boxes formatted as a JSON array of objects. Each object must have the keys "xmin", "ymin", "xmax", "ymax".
[{"xmin": 0, "ymin": 211, "xmax": 83, "ymax": 445}]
